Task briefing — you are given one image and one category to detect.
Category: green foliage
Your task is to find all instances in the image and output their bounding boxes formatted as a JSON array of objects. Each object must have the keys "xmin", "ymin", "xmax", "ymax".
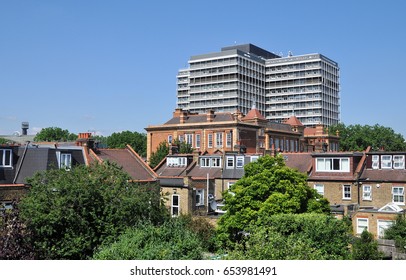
[
  {"xmin": 384, "ymin": 214, "xmax": 406, "ymax": 253},
  {"xmin": 216, "ymin": 155, "xmax": 330, "ymax": 248},
  {"xmin": 179, "ymin": 215, "xmax": 217, "ymax": 253},
  {"xmin": 93, "ymin": 216, "xmax": 203, "ymax": 260},
  {"xmin": 329, "ymin": 123, "xmax": 406, "ymax": 151},
  {"xmin": 0, "ymin": 137, "xmax": 8, "ymax": 144},
  {"xmin": 149, "ymin": 141, "xmax": 170, "ymax": 168},
  {"xmin": 19, "ymin": 162, "xmax": 169, "ymax": 259},
  {"xmin": 34, "ymin": 127, "xmax": 77, "ymax": 142},
  {"xmin": 352, "ymin": 230, "xmax": 384, "ymax": 260},
  {"xmin": 0, "ymin": 202, "xmax": 35, "ymax": 260},
  {"xmin": 226, "ymin": 213, "xmax": 352, "ymax": 260},
  {"xmin": 172, "ymin": 139, "xmax": 194, "ymax": 154},
  {"xmin": 106, "ymin": 131, "xmax": 147, "ymax": 157}
]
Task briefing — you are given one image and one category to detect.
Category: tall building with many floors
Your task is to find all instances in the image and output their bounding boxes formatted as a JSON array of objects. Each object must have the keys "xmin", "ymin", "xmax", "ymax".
[{"xmin": 177, "ymin": 44, "xmax": 340, "ymax": 127}]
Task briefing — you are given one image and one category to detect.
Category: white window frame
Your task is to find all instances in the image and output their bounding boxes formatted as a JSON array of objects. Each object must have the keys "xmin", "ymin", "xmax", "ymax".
[
  {"xmin": 168, "ymin": 135, "xmax": 173, "ymax": 144},
  {"xmin": 185, "ymin": 134, "xmax": 193, "ymax": 147},
  {"xmin": 372, "ymin": 155, "xmax": 379, "ymax": 169},
  {"xmin": 195, "ymin": 134, "xmax": 201, "ymax": 148},
  {"xmin": 393, "ymin": 155, "xmax": 405, "ymax": 169},
  {"xmin": 357, "ymin": 218, "xmax": 368, "ymax": 234},
  {"xmin": 381, "ymin": 155, "xmax": 392, "ymax": 169},
  {"xmin": 178, "ymin": 135, "xmax": 184, "ymax": 143},
  {"xmin": 250, "ymin": 156, "xmax": 259, "ymax": 162},
  {"xmin": 211, "ymin": 157, "xmax": 221, "ymax": 167},
  {"xmin": 316, "ymin": 158, "xmax": 350, "ymax": 172},
  {"xmin": 314, "ymin": 184, "xmax": 324, "ymax": 196},
  {"xmin": 208, "ymin": 134, "xmax": 213, "ymax": 148},
  {"xmin": 216, "ymin": 132, "xmax": 223, "ymax": 148},
  {"xmin": 342, "ymin": 184, "xmax": 351, "ymax": 200},
  {"xmin": 392, "ymin": 186, "xmax": 405, "ymax": 205},
  {"xmin": 377, "ymin": 220, "xmax": 395, "ymax": 239},
  {"xmin": 362, "ymin": 185, "xmax": 372, "ymax": 201},
  {"xmin": 227, "ymin": 182, "xmax": 235, "ymax": 189},
  {"xmin": 236, "ymin": 156, "xmax": 244, "ymax": 169},
  {"xmin": 171, "ymin": 194, "xmax": 180, "ymax": 217},
  {"xmin": 226, "ymin": 156, "xmax": 234, "ymax": 169},
  {"xmin": 60, "ymin": 153, "xmax": 72, "ymax": 170},
  {"xmin": 196, "ymin": 189, "xmax": 205, "ymax": 206},
  {"xmin": 167, "ymin": 156, "xmax": 187, "ymax": 167},
  {"xmin": 0, "ymin": 149, "xmax": 13, "ymax": 168},
  {"xmin": 226, "ymin": 132, "xmax": 232, "ymax": 147}
]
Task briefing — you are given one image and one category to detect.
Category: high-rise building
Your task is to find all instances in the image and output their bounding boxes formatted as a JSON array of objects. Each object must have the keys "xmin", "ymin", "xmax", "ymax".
[{"xmin": 176, "ymin": 44, "xmax": 340, "ymax": 127}]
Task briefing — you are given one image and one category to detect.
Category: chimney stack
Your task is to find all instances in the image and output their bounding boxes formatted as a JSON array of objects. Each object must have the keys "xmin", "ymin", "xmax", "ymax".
[
  {"xmin": 22, "ymin": 122, "xmax": 29, "ymax": 136},
  {"xmin": 207, "ymin": 110, "xmax": 215, "ymax": 122}
]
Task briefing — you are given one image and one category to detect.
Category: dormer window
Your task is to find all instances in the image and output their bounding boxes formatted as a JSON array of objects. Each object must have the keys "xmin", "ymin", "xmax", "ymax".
[
  {"xmin": 167, "ymin": 157, "xmax": 187, "ymax": 167},
  {"xmin": 393, "ymin": 155, "xmax": 405, "ymax": 169},
  {"xmin": 200, "ymin": 156, "xmax": 221, "ymax": 167},
  {"xmin": 60, "ymin": 153, "xmax": 72, "ymax": 170},
  {"xmin": 316, "ymin": 157, "xmax": 350, "ymax": 172},
  {"xmin": 0, "ymin": 149, "xmax": 12, "ymax": 168},
  {"xmin": 381, "ymin": 155, "xmax": 392, "ymax": 169}
]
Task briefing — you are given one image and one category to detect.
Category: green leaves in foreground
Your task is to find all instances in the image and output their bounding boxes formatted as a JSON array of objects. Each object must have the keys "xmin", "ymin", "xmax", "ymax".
[{"xmin": 19, "ymin": 162, "xmax": 168, "ymax": 259}]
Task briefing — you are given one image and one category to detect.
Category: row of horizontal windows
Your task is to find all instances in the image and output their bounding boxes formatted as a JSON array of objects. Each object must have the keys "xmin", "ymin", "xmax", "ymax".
[
  {"xmin": 372, "ymin": 155, "xmax": 405, "ymax": 169},
  {"xmin": 314, "ymin": 184, "xmax": 405, "ymax": 205}
]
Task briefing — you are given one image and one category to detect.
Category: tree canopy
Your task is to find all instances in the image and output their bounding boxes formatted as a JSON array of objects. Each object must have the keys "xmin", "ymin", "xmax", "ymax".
[
  {"xmin": 19, "ymin": 162, "xmax": 168, "ymax": 259},
  {"xmin": 93, "ymin": 216, "xmax": 204, "ymax": 260},
  {"xmin": 226, "ymin": 213, "xmax": 352, "ymax": 260},
  {"xmin": 216, "ymin": 154, "xmax": 330, "ymax": 248},
  {"xmin": 329, "ymin": 123, "xmax": 406, "ymax": 151},
  {"xmin": 34, "ymin": 127, "xmax": 77, "ymax": 142},
  {"xmin": 106, "ymin": 131, "xmax": 147, "ymax": 157},
  {"xmin": 384, "ymin": 214, "xmax": 406, "ymax": 253}
]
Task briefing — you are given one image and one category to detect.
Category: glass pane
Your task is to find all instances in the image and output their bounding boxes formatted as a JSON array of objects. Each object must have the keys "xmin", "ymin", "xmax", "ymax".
[
  {"xmin": 341, "ymin": 158, "xmax": 349, "ymax": 171},
  {"xmin": 172, "ymin": 195, "xmax": 179, "ymax": 206}
]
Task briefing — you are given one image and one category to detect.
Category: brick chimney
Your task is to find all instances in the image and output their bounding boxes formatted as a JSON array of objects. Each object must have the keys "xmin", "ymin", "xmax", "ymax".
[
  {"xmin": 180, "ymin": 111, "xmax": 187, "ymax": 124},
  {"xmin": 207, "ymin": 110, "xmax": 215, "ymax": 122}
]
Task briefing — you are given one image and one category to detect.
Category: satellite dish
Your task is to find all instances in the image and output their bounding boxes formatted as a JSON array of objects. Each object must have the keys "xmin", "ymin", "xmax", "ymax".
[{"xmin": 209, "ymin": 200, "xmax": 217, "ymax": 212}]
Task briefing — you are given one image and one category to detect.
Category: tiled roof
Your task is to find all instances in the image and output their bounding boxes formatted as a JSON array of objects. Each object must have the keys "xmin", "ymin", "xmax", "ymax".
[
  {"xmin": 95, "ymin": 146, "xmax": 156, "ymax": 181},
  {"xmin": 241, "ymin": 108, "xmax": 266, "ymax": 121},
  {"xmin": 281, "ymin": 153, "xmax": 312, "ymax": 174},
  {"xmin": 283, "ymin": 116, "xmax": 303, "ymax": 126},
  {"xmin": 164, "ymin": 113, "xmax": 235, "ymax": 125},
  {"xmin": 361, "ymin": 169, "xmax": 406, "ymax": 182}
]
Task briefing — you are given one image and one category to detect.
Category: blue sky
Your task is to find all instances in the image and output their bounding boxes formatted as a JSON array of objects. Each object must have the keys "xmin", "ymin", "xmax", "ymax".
[{"xmin": 1, "ymin": 0, "xmax": 405, "ymax": 137}]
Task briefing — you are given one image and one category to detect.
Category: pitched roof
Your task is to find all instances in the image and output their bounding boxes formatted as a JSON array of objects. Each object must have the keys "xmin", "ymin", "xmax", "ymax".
[
  {"xmin": 241, "ymin": 108, "xmax": 266, "ymax": 121},
  {"xmin": 281, "ymin": 152, "xmax": 313, "ymax": 174},
  {"xmin": 164, "ymin": 112, "xmax": 235, "ymax": 125},
  {"xmin": 283, "ymin": 116, "xmax": 303, "ymax": 127},
  {"xmin": 94, "ymin": 146, "xmax": 157, "ymax": 181}
]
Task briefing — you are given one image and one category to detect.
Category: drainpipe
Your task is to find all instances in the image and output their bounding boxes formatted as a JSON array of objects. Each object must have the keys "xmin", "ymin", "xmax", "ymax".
[{"xmin": 13, "ymin": 142, "xmax": 30, "ymax": 184}]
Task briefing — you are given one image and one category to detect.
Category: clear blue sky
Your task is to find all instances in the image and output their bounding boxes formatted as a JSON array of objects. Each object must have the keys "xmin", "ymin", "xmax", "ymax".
[{"xmin": 1, "ymin": 0, "xmax": 405, "ymax": 137}]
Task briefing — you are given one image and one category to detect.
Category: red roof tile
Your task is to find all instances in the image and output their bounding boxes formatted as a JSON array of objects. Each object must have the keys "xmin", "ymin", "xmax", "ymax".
[
  {"xmin": 241, "ymin": 108, "xmax": 266, "ymax": 121},
  {"xmin": 284, "ymin": 116, "xmax": 303, "ymax": 126}
]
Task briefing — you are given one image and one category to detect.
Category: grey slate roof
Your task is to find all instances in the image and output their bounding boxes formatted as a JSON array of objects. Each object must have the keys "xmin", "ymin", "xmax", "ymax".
[{"xmin": 164, "ymin": 113, "xmax": 235, "ymax": 125}]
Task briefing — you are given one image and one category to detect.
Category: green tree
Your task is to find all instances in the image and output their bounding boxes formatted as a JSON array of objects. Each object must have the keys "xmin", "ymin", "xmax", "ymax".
[
  {"xmin": 34, "ymin": 127, "xmax": 77, "ymax": 142},
  {"xmin": 352, "ymin": 230, "xmax": 384, "ymax": 260},
  {"xmin": 216, "ymin": 155, "xmax": 330, "ymax": 248},
  {"xmin": 226, "ymin": 213, "xmax": 352, "ymax": 260},
  {"xmin": 0, "ymin": 137, "xmax": 8, "ymax": 144},
  {"xmin": 93, "ymin": 216, "xmax": 203, "ymax": 260},
  {"xmin": 106, "ymin": 131, "xmax": 147, "ymax": 157},
  {"xmin": 173, "ymin": 139, "xmax": 194, "ymax": 154},
  {"xmin": 19, "ymin": 162, "xmax": 169, "ymax": 259},
  {"xmin": 329, "ymin": 123, "xmax": 406, "ymax": 151},
  {"xmin": 149, "ymin": 141, "xmax": 170, "ymax": 168},
  {"xmin": 384, "ymin": 214, "xmax": 406, "ymax": 253}
]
